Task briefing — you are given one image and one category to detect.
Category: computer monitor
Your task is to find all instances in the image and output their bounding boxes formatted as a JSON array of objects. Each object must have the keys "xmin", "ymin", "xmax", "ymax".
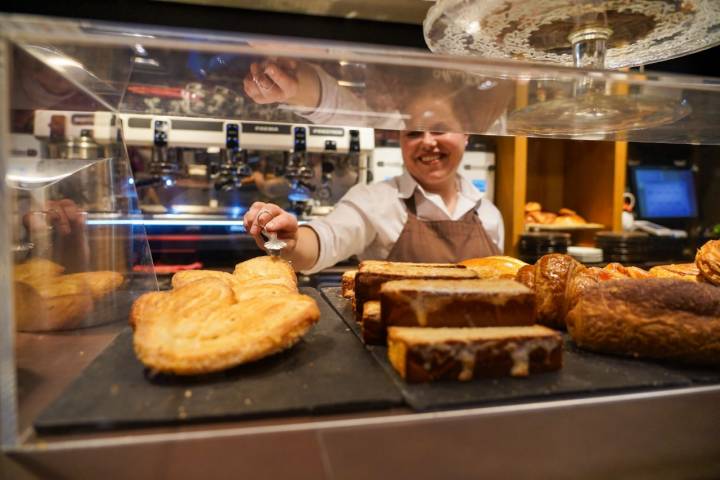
[{"xmin": 631, "ymin": 167, "xmax": 698, "ymax": 219}]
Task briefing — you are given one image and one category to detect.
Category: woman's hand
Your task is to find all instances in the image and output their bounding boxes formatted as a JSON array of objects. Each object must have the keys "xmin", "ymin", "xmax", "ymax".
[
  {"xmin": 243, "ymin": 59, "xmax": 321, "ymax": 109},
  {"xmin": 243, "ymin": 202, "xmax": 299, "ymax": 253}
]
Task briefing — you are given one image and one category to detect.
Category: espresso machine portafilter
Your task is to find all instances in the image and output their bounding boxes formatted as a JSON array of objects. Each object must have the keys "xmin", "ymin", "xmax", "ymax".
[{"xmin": 213, "ymin": 123, "xmax": 252, "ymax": 192}]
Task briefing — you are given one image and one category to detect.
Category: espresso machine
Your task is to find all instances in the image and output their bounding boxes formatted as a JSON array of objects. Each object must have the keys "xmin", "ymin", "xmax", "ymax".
[{"xmin": 117, "ymin": 113, "xmax": 374, "ymax": 267}]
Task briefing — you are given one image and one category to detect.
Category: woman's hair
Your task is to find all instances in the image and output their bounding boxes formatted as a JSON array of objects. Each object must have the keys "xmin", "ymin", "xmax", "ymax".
[{"xmin": 366, "ymin": 65, "xmax": 514, "ymax": 134}]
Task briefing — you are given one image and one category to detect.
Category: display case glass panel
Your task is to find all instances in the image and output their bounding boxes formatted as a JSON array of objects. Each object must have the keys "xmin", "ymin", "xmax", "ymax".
[{"xmin": 1, "ymin": 13, "xmax": 719, "ymax": 454}]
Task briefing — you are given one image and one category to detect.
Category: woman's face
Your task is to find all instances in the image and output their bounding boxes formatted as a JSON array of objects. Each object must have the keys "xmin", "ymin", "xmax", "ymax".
[{"xmin": 399, "ymin": 95, "xmax": 467, "ymax": 190}]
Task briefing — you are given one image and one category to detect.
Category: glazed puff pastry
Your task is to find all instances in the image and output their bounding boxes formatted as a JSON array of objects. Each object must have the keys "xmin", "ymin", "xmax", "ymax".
[{"xmin": 131, "ymin": 256, "xmax": 319, "ymax": 375}]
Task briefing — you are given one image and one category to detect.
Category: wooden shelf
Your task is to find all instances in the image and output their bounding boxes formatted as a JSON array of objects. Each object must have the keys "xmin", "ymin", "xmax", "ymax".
[{"xmin": 496, "ymin": 137, "xmax": 627, "ymax": 255}]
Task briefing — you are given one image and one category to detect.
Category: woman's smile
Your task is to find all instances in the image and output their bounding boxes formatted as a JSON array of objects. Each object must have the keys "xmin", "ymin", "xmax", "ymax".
[{"xmin": 416, "ymin": 153, "xmax": 446, "ymax": 166}]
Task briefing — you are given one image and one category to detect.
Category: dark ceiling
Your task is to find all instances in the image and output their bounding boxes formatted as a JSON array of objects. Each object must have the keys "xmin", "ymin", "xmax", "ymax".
[{"xmin": 2, "ymin": 0, "xmax": 718, "ymax": 76}]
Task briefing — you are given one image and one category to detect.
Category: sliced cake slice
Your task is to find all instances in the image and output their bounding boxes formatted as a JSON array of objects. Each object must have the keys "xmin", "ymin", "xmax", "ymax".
[
  {"xmin": 380, "ymin": 279, "xmax": 535, "ymax": 329},
  {"xmin": 354, "ymin": 263, "xmax": 478, "ymax": 315},
  {"xmin": 361, "ymin": 300, "xmax": 384, "ymax": 344},
  {"xmin": 387, "ymin": 325, "xmax": 562, "ymax": 383}
]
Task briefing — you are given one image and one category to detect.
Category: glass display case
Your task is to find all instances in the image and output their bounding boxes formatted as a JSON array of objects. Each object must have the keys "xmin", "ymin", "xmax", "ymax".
[{"xmin": 1, "ymin": 13, "xmax": 719, "ymax": 479}]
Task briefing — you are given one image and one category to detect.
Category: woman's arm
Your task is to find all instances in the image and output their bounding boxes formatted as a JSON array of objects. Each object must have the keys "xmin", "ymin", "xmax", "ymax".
[{"xmin": 243, "ymin": 201, "xmax": 319, "ymax": 271}]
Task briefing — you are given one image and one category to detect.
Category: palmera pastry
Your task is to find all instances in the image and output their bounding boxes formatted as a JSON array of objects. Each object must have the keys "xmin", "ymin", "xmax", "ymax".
[
  {"xmin": 13, "ymin": 258, "xmax": 65, "ymax": 285},
  {"xmin": 173, "ymin": 259, "xmax": 298, "ymax": 300},
  {"xmin": 696, "ymin": 239, "xmax": 720, "ymax": 286},
  {"xmin": 61, "ymin": 271, "xmax": 124, "ymax": 299},
  {"xmin": 567, "ymin": 279, "xmax": 720, "ymax": 366},
  {"xmin": 132, "ymin": 277, "xmax": 319, "ymax": 375},
  {"xmin": 172, "ymin": 269, "xmax": 238, "ymax": 289},
  {"xmin": 233, "ymin": 255, "xmax": 297, "ymax": 285},
  {"xmin": 15, "ymin": 280, "xmax": 94, "ymax": 332},
  {"xmin": 13, "ymin": 259, "xmax": 124, "ymax": 331},
  {"xmin": 132, "ymin": 256, "xmax": 319, "ymax": 375}
]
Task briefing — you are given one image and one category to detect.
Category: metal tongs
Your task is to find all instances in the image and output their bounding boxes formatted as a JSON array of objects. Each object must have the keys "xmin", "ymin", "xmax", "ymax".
[{"xmin": 257, "ymin": 209, "xmax": 287, "ymax": 257}]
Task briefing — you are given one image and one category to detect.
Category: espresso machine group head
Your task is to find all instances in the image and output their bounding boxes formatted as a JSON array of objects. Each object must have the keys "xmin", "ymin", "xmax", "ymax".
[
  {"xmin": 213, "ymin": 123, "xmax": 252, "ymax": 192},
  {"xmin": 118, "ymin": 114, "xmax": 374, "ymax": 217}
]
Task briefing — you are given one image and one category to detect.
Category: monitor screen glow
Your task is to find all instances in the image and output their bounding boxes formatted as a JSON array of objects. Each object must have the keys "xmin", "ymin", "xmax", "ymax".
[{"xmin": 633, "ymin": 168, "xmax": 698, "ymax": 219}]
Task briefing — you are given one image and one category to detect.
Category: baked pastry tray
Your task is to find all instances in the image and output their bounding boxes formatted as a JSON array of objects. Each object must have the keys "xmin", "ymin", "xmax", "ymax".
[
  {"xmin": 320, "ymin": 286, "xmax": 720, "ymax": 412},
  {"xmin": 34, "ymin": 288, "xmax": 403, "ymax": 434},
  {"xmin": 524, "ymin": 223, "xmax": 605, "ymax": 231}
]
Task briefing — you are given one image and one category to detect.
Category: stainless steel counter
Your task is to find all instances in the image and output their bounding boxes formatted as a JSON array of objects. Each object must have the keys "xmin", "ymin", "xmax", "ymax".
[{"xmin": 4, "ymin": 309, "xmax": 720, "ymax": 479}]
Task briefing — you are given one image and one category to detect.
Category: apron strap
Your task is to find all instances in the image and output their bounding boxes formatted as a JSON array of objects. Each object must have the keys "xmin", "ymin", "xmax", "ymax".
[
  {"xmin": 402, "ymin": 195, "xmax": 418, "ymax": 216},
  {"xmin": 405, "ymin": 193, "xmax": 483, "ymax": 223}
]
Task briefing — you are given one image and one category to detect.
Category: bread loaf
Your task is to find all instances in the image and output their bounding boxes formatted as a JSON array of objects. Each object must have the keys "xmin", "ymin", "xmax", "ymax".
[
  {"xmin": 380, "ymin": 279, "xmax": 535, "ymax": 329},
  {"xmin": 566, "ymin": 279, "xmax": 720, "ymax": 366},
  {"xmin": 387, "ymin": 326, "xmax": 563, "ymax": 382},
  {"xmin": 563, "ymin": 266, "xmax": 628, "ymax": 319},
  {"xmin": 696, "ymin": 239, "xmax": 720, "ymax": 286}
]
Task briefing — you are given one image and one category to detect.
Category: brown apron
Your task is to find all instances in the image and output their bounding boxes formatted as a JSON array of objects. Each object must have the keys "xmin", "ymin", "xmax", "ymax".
[{"xmin": 387, "ymin": 193, "xmax": 500, "ymax": 263}]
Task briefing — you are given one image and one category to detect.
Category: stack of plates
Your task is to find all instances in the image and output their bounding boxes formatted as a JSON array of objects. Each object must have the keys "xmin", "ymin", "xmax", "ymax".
[
  {"xmin": 595, "ymin": 231, "xmax": 650, "ymax": 263},
  {"xmin": 519, "ymin": 232, "xmax": 571, "ymax": 263},
  {"xmin": 567, "ymin": 246, "xmax": 603, "ymax": 263}
]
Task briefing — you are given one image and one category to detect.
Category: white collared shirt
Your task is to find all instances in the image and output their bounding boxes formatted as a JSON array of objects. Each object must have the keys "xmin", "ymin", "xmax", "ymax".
[{"xmin": 304, "ymin": 171, "xmax": 504, "ymax": 274}]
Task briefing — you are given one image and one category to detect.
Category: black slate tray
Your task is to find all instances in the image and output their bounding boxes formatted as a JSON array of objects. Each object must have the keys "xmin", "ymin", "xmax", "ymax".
[
  {"xmin": 35, "ymin": 288, "xmax": 403, "ymax": 434},
  {"xmin": 320, "ymin": 286, "xmax": 717, "ymax": 412}
]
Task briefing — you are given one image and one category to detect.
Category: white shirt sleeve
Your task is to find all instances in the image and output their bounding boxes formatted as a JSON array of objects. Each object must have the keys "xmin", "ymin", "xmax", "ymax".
[
  {"xmin": 302, "ymin": 183, "xmax": 380, "ymax": 274},
  {"xmin": 292, "ymin": 65, "xmax": 404, "ymax": 129}
]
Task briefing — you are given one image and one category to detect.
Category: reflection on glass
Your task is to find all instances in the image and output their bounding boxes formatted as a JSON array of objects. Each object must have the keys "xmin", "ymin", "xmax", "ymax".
[
  {"xmin": 508, "ymin": 93, "xmax": 692, "ymax": 137},
  {"xmin": 6, "ymin": 156, "xmax": 111, "ymax": 190},
  {"xmin": 423, "ymin": 0, "xmax": 718, "ymax": 135}
]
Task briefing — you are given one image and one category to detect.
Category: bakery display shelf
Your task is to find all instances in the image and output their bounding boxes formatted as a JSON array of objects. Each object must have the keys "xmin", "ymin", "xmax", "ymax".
[
  {"xmin": 320, "ymin": 286, "xmax": 720, "ymax": 411},
  {"xmin": 32, "ymin": 288, "xmax": 402, "ymax": 434},
  {"xmin": 524, "ymin": 223, "xmax": 605, "ymax": 231}
]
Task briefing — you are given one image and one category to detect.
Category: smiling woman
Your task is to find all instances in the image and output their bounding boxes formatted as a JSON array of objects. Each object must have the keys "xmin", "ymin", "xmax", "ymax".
[{"xmin": 241, "ymin": 60, "xmax": 508, "ymax": 272}]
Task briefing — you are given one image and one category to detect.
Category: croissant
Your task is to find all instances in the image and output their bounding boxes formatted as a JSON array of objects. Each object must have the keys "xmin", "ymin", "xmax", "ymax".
[
  {"xmin": 648, "ymin": 263, "xmax": 701, "ymax": 282},
  {"xmin": 696, "ymin": 239, "xmax": 720, "ymax": 286},
  {"xmin": 515, "ymin": 255, "xmax": 646, "ymax": 330},
  {"xmin": 531, "ymin": 254, "xmax": 582, "ymax": 329},
  {"xmin": 602, "ymin": 263, "xmax": 652, "ymax": 279},
  {"xmin": 515, "ymin": 265, "xmax": 535, "ymax": 290}
]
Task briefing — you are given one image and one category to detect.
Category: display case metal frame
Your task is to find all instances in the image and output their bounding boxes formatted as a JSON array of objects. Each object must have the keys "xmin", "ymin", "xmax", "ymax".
[{"xmin": 2, "ymin": 13, "xmax": 720, "ymax": 478}]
